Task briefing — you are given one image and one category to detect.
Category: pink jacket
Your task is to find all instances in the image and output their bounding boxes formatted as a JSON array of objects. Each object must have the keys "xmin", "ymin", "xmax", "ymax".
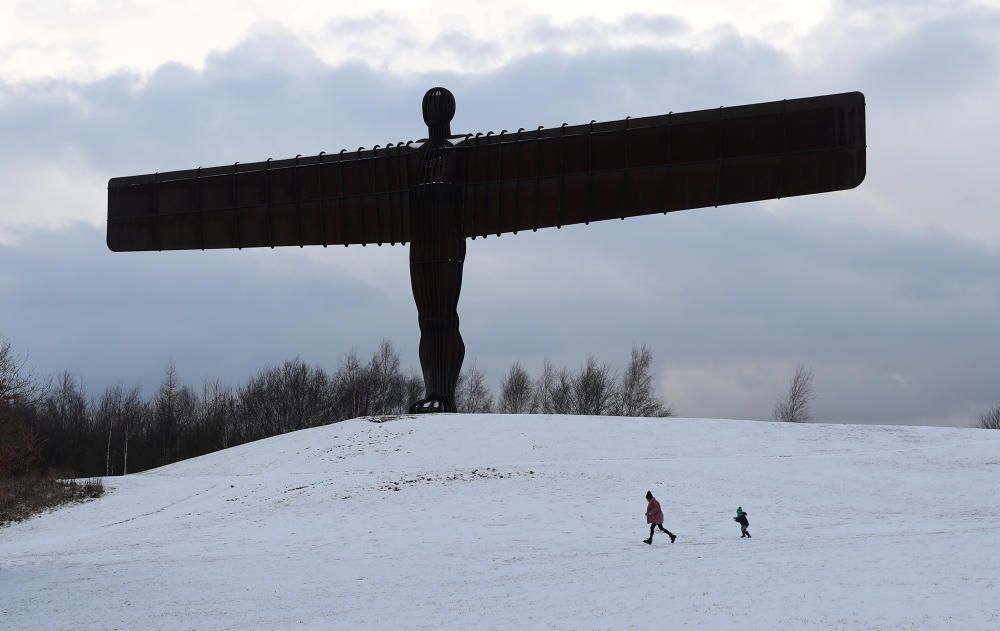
[{"xmin": 646, "ymin": 498, "xmax": 664, "ymax": 524}]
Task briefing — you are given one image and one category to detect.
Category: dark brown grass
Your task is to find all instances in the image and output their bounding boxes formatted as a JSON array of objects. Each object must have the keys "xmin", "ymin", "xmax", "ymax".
[{"xmin": 0, "ymin": 475, "xmax": 105, "ymax": 527}]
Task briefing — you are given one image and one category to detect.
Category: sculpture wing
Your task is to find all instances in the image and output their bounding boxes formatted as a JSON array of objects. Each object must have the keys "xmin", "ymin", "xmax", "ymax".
[
  {"xmin": 107, "ymin": 144, "xmax": 419, "ymax": 251},
  {"xmin": 456, "ymin": 91, "xmax": 866, "ymax": 238}
]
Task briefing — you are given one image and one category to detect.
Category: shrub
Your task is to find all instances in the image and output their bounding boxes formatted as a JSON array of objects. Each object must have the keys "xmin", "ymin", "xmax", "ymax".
[
  {"xmin": 978, "ymin": 405, "xmax": 1000, "ymax": 430},
  {"xmin": 0, "ymin": 475, "xmax": 105, "ymax": 526}
]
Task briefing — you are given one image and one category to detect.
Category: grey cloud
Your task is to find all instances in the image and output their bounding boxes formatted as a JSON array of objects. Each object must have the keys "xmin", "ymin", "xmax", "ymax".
[
  {"xmin": 618, "ymin": 14, "xmax": 688, "ymax": 37},
  {"xmin": 325, "ymin": 11, "xmax": 411, "ymax": 36},
  {"xmin": 428, "ymin": 30, "xmax": 503, "ymax": 65},
  {"xmin": 802, "ymin": 2, "xmax": 1000, "ymax": 102},
  {"xmin": 0, "ymin": 54, "xmax": 423, "ymax": 177},
  {"xmin": 854, "ymin": 12, "xmax": 1000, "ymax": 102},
  {"xmin": 518, "ymin": 13, "xmax": 687, "ymax": 50},
  {"xmin": 201, "ymin": 27, "xmax": 330, "ymax": 79}
]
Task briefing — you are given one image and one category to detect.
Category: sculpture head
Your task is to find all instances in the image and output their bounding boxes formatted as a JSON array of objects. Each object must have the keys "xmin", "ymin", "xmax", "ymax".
[{"xmin": 422, "ymin": 87, "xmax": 455, "ymax": 144}]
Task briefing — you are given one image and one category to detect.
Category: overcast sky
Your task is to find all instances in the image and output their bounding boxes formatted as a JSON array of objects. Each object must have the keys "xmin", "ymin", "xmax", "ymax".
[{"xmin": 1, "ymin": 0, "xmax": 998, "ymax": 426}]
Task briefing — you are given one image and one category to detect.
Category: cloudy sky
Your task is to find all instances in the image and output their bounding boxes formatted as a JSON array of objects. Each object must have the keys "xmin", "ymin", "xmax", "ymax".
[{"xmin": 1, "ymin": 0, "xmax": 998, "ymax": 426}]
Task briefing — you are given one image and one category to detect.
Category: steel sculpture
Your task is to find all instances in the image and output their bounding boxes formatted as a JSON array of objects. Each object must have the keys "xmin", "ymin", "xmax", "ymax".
[{"xmin": 107, "ymin": 87, "xmax": 866, "ymax": 413}]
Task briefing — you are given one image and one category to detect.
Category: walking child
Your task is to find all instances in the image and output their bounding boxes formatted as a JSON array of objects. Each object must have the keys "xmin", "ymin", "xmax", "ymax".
[
  {"xmin": 734, "ymin": 506, "xmax": 751, "ymax": 538},
  {"xmin": 643, "ymin": 490, "xmax": 677, "ymax": 545}
]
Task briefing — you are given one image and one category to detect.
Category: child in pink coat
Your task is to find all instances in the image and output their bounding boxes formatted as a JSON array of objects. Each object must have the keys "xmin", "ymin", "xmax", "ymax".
[{"xmin": 644, "ymin": 490, "xmax": 677, "ymax": 545}]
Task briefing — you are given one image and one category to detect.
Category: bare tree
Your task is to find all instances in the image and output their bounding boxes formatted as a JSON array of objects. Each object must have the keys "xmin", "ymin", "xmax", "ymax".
[
  {"xmin": 404, "ymin": 374, "xmax": 424, "ymax": 411},
  {"xmin": 0, "ymin": 336, "xmax": 44, "ymax": 475},
  {"xmin": 174, "ymin": 384, "xmax": 199, "ymax": 456},
  {"xmin": 573, "ymin": 356, "xmax": 618, "ymax": 416},
  {"xmin": 499, "ymin": 362, "xmax": 535, "ymax": 414},
  {"xmin": 773, "ymin": 364, "xmax": 815, "ymax": 422},
  {"xmin": 327, "ymin": 343, "xmax": 408, "ymax": 419},
  {"xmin": 978, "ymin": 405, "xmax": 1000, "ymax": 430},
  {"xmin": 97, "ymin": 384, "xmax": 124, "ymax": 476},
  {"xmin": 200, "ymin": 379, "xmax": 236, "ymax": 450},
  {"xmin": 0, "ymin": 336, "xmax": 43, "ymax": 408},
  {"xmin": 331, "ymin": 351, "xmax": 367, "ymax": 419},
  {"xmin": 92, "ymin": 383, "xmax": 147, "ymax": 476},
  {"xmin": 455, "ymin": 364, "xmax": 494, "ymax": 413},
  {"xmin": 119, "ymin": 386, "xmax": 145, "ymax": 475},
  {"xmin": 0, "ymin": 418, "xmax": 40, "ymax": 476},
  {"xmin": 617, "ymin": 345, "xmax": 674, "ymax": 417},
  {"xmin": 40, "ymin": 372, "xmax": 89, "ymax": 471},
  {"xmin": 154, "ymin": 361, "xmax": 181, "ymax": 464},
  {"xmin": 280, "ymin": 359, "xmax": 332, "ymax": 430},
  {"xmin": 366, "ymin": 340, "xmax": 406, "ymax": 416},
  {"xmin": 152, "ymin": 361, "xmax": 200, "ymax": 464},
  {"xmin": 548, "ymin": 368, "xmax": 575, "ymax": 414},
  {"xmin": 532, "ymin": 359, "xmax": 556, "ymax": 413},
  {"xmin": 239, "ymin": 358, "xmax": 332, "ymax": 437}
]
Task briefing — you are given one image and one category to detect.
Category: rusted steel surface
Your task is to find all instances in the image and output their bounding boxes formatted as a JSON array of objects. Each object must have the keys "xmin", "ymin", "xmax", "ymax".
[
  {"xmin": 106, "ymin": 87, "xmax": 866, "ymax": 412},
  {"xmin": 456, "ymin": 92, "xmax": 865, "ymax": 237},
  {"xmin": 107, "ymin": 92, "xmax": 865, "ymax": 253},
  {"xmin": 107, "ymin": 145, "xmax": 419, "ymax": 251}
]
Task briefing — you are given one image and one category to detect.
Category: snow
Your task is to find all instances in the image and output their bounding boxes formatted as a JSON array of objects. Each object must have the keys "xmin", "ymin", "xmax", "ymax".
[{"xmin": 3, "ymin": 415, "xmax": 999, "ymax": 629}]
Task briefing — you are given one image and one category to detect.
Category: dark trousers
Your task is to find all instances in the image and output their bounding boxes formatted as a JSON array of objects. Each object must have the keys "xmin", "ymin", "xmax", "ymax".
[
  {"xmin": 649, "ymin": 523, "xmax": 674, "ymax": 539},
  {"xmin": 737, "ymin": 518, "xmax": 750, "ymax": 538}
]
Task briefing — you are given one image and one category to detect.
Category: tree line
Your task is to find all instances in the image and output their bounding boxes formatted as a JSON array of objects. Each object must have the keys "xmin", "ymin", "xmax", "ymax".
[{"xmin": 0, "ymin": 337, "xmax": 673, "ymax": 478}]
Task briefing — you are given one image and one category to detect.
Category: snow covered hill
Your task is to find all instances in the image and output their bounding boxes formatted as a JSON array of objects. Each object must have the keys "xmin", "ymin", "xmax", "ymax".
[{"xmin": 3, "ymin": 415, "xmax": 999, "ymax": 630}]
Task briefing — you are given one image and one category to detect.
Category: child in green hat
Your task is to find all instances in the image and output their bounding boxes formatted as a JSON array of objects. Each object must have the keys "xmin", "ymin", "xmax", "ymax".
[{"xmin": 734, "ymin": 507, "xmax": 750, "ymax": 538}]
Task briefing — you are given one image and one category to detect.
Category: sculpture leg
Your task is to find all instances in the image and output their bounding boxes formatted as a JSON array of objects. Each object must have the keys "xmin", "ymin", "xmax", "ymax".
[{"xmin": 409, "ymin": 183, "xmax": 465, "ymax": 413}]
